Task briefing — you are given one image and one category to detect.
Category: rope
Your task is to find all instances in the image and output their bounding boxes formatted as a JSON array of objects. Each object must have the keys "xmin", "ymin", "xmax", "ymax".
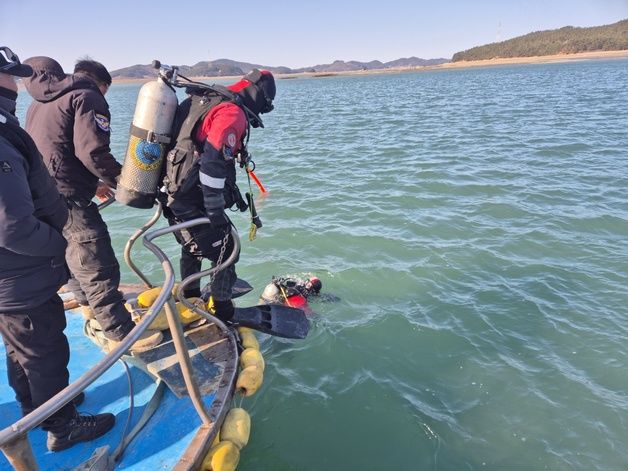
[
  {"xmin": 278, "ymin": 285, "xmax": 294, "ymax": 307},
  {"xmin": 245, "ymin": 168, "xmax": 258, "ymax": 241},
  {"xmin": 114, "ymin": 359, "xmax": 134, "ymax": 460},
  {"xmin": 110, "ymin": 380, "xmax": 166, "ymax": 463}
]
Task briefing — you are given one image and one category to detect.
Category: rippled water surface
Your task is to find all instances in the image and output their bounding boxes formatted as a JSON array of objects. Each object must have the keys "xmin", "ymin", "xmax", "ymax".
[{"xmin": 16, "ymin": 59, "xmax": 628, "ymax": 470}]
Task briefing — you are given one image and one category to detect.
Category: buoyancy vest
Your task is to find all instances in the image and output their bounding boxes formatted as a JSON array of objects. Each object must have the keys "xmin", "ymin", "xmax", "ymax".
[{"xmin": 161, "ymin": 89, "xmax": 247, "ymax": 214}]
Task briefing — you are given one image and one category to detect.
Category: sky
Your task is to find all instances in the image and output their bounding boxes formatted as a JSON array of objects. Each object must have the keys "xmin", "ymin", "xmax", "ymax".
[{"xmin": 1, "ymin": 0, "xmax": 627, "ymax": 72}]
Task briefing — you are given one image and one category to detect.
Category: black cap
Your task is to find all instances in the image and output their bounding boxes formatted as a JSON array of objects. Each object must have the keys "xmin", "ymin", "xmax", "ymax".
[{"xmin": 0, "ymin": 47, "xmax": 33, "ymax": 77}]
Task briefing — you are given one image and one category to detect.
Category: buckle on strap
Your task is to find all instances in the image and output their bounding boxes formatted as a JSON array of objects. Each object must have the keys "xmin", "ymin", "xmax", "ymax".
[{"xmin": 130, "ymin": 124, "xmax": 171, "ymax": 144}]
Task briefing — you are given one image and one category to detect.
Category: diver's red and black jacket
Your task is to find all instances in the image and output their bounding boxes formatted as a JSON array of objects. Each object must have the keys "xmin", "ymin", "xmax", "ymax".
[{"xmin": 161, "ymin": 89, "xmax": 247, "ymax": 220}]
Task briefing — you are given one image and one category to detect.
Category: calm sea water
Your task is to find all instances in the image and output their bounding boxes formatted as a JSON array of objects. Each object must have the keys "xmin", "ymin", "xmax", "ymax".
[{"xmin": 15, "ymin": 58, "xmax": 628, "ymax": 470}]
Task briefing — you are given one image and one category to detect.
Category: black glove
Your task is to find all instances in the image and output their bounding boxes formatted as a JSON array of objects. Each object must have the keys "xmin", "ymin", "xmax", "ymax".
[{"xmin": 207, "ymin": 209, "xmax": 231, "ymax": 230}]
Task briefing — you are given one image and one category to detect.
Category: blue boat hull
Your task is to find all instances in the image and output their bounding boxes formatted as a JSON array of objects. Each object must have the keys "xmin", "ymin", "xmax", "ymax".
[{"xmin": 1, "ymin": 300, "xmax": 237, "ymax": 470}]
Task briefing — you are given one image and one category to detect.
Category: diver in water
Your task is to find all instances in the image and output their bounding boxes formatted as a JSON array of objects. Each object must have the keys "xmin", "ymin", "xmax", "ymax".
[{"xmin": 261, "ymin": 276, "xmax": 324, "ymax": 313}]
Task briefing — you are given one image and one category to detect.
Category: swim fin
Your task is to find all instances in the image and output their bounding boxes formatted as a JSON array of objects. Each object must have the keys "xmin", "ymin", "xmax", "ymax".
[
  {"xmin": 202, "ymin": 278, "xmax": 254, "ymax": 300},
  {"xmin": 231, "ymin": 304, "xmax": 310, "ymax": 339}
]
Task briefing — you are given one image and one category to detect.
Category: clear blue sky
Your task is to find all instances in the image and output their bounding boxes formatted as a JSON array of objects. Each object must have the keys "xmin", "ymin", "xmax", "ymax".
[{"xmin": 1, "ymin": 0, "xmax": 626, "ymax": 72}]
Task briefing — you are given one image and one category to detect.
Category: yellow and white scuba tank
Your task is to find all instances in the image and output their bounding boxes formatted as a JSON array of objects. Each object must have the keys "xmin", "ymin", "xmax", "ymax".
[{"xmin": 116, "ymin": 77, "xmax": 177, "ymax": 208}]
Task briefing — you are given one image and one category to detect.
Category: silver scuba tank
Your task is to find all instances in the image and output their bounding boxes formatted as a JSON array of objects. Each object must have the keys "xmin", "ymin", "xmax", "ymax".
[{"xmin": 116, "ymin": 77, "xmax": 178, "ymax": 208}]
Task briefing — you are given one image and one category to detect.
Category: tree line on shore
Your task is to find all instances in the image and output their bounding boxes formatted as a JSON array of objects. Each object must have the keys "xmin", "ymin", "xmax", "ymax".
[{"xmin": 453, "ymin": 19, "xmax": 628, "ymax": 62}]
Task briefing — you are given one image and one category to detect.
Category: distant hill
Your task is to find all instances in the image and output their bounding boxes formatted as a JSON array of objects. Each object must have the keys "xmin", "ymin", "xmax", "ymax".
[
  {"xmin": 453, "ymin": 19, "xmax": 628, "ymax": 62},
  {"xmin": 110, "ymin": 59, "xmax": 272, "ymax": 79},
  {"xmin": 296, "ymin": 57, "xmax": 449, "ymax": 73},
  {"xmin": 110, "ymin": 56, "xmax": 449, "ymax": 79}
]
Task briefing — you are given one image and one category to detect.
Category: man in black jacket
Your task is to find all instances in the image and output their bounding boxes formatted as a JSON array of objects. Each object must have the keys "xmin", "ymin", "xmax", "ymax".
[
  {"xmin": 0, "ymin": 46, "xmax": 114, "ymax": 452},
  {"xmin": 22, "ymin": 56, "xmax": 161, "ymax": 351}
]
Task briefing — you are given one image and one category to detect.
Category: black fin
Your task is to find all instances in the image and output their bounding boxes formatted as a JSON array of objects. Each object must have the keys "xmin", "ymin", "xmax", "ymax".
[
  {"xmin": 202, "ymin": 278, "xmax": 254, "ymax": 300},
  {"xmin": 232, "ymin": 304, "xmax": 310, "ymax": 339}
]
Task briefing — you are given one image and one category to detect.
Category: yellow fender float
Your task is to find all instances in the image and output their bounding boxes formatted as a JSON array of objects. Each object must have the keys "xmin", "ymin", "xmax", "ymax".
[
  {"xmin": 200, "ymin": 317, "xmax": 264, "ymax": 468},
  {"xmin": 199, "ymin": 440, "xmax": 240, "ymax": 471},
  {"xmin": 132, "ymin": 285, "xmax": 203, "ymax": 331},
  {"xmin": 220, "ymin": 408, "xmax": 251, "ymax": 450},
  {"xmin": 240, "ymin": 348, "xmax": 265, "ymax": 372},
  {"xmin": 142, "ymin": 299, "xmax": 203, "ymax": 331},
  {"xmin": 238, "ymin": 328, "xmax": 260, "ymax": 350},
  {"xmin": 236, "ymin": 365, "xmax": 263, "ymax": 397},
  {"xmin": 136, "ymin": 284, "xmax": 180, "ymax": 308}
]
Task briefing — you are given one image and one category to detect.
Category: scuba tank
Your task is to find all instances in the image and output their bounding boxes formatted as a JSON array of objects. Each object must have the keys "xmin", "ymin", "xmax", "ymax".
[
  {"xmin": 261, "ymin": 276, "xmax": 322, "ymax": 305},
  {"xmin": 116, "ymin": 65, "xmax": 178, "ymax": 208}
]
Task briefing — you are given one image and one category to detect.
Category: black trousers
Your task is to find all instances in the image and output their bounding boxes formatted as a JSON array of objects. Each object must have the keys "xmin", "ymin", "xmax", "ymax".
[
  {"xmin": 0, "ymin": 295, "xmax": 75, "ymax": 428},
  {"xmin": 165, "ymin": 213, "xmax": 239, "ymax": 300},
  {"xmin": 64, "ymin": 201, "xmax": 133, "ymax": 341}
]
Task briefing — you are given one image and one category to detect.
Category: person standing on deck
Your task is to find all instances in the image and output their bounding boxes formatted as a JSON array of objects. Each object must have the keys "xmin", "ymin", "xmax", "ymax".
[
  {"xmin": 22, "ymin": 56, "xmax": 161, "ymax": 351},
  {"xmin": 0, "ymin": 46, "xmax": 115, "ymax": 452},
  {"xmin": 160, "ymin": 69, "xmax": 276, "ymax": 321}
]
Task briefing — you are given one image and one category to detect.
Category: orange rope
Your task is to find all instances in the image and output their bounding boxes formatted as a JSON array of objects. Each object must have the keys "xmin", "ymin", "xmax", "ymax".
[{"xmin": 247, "ymin": 169, "xmax": 267, "ymax": 194}]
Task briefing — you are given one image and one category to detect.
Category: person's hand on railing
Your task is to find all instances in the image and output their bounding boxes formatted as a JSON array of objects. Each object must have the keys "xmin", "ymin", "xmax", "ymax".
[{"xmin": 95, "ymin": 181, "xmax": 114, "ymax": 202}]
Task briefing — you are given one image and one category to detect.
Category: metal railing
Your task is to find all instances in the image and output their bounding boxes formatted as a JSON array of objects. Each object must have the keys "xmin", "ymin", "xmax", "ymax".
[
  {"xmin": 96, "ymin": 195, "xmax": 116, "ymax": 211},
  {"xmin": 142, "ymin": 218, "xmax": 240, "ymax": 428},
  {"xmin": 123, "ymin": 204, "xmax": 164, "ymax": 288},
  {"xmin": 0, "ymin": 209, "xmax": 240, "ymax": 470}
]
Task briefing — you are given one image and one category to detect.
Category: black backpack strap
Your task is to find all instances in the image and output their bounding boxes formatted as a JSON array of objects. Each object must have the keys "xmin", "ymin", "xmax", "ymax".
[{"xmin": 162, "ymin": 93, "xmax": 225, "ymax": 199}]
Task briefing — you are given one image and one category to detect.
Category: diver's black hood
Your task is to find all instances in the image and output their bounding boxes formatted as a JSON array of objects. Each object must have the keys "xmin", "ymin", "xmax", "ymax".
[
  {"xmin": 23, "ymin": 56, "xmax": 99, "ymax": 103},
  {"xmin": 227, "ymin": 69, "xmax": 275, "ymax": 127}
]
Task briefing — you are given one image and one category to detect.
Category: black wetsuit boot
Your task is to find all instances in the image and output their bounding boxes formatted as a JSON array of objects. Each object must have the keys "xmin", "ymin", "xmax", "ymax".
[{"xmin": 213, "ymin": 299, "xmax": 235, "ymax": 322}]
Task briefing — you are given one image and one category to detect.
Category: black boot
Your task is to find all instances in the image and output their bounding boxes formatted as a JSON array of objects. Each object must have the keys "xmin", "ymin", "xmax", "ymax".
[
  {"xmin": 21, "ymin": 391, "xmax": 86, "ymax": 417},
  {"xmin": 46, "ymin": 412, "xmax": 115, "ymax": 452},
  {"xmin": 213, "ymin": 299, "xmax": 235, "ymax": 322}
]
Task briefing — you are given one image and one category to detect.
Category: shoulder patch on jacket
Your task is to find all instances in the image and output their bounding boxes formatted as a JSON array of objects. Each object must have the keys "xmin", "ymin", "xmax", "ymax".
[
  {"xmin": 94, "ymin": 113, "xmax": 110, "ymax": 132},
  {"xmin": 226, "ymin": 132, "xmax": 237, "ymax": 148},
  {"xmin": 0, "ymin": 161, "xmax": 12, "ymax": 173}
]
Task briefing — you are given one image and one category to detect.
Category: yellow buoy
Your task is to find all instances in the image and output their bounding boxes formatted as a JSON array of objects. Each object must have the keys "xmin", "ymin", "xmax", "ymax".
[
  {"xmin": 138, "ymin": 298, "xmax": 202, "ymax": 331},
  {"xmin": 220, "ymin": 408, "xmax": 251, "ymax": 450},
  {"xmin": 240, "ymin": 348, "xmax": 265, "ymax": 372},
  {"xmin": 136, "ymin": 283, "xmax": 180, "ymax": 308},
  {"xmin": 238, "ymin": 329, "xmax": 259, "ymax": 350},
  {"xmin": 236, "ymin": 365, "xmax": 263, "ymax": 397},
  {"xmin": 200, "ymin": 441, "xmax": 240, "ymax": 471}
]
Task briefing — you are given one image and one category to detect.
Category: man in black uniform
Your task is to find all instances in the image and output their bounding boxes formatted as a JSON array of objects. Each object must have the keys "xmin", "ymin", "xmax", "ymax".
[
  {"xmin": 0, "ymin": 46, "xmax": 114, "ymax": 452},
  {"xmin": 23, "ymin": 56, "xmax": 161, "ymax": 351}
]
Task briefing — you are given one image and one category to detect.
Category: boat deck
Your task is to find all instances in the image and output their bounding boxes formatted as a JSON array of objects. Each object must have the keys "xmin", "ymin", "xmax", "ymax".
[{"xmin": 0, "ymin": 303, "xmax": 230, "ymax": 470}]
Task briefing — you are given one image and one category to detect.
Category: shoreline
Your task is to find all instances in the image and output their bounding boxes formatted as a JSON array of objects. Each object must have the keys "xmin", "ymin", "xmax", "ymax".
[{"xmin": 112, "ymin": 50, "xmax": 628, "ymax": 84}]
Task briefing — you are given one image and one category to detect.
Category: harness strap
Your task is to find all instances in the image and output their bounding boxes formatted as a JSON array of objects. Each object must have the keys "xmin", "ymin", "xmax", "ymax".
[
  {"xmin": 70, "ymin": 379, "xmax": 166, "ymax": 470},
  {"xmin": 130, "ymin": 124, "xmax": 171, "ymax": 144},
  {"xmin": 110, "ymin": 380, "xmax": 167, "ymax": 463}
]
